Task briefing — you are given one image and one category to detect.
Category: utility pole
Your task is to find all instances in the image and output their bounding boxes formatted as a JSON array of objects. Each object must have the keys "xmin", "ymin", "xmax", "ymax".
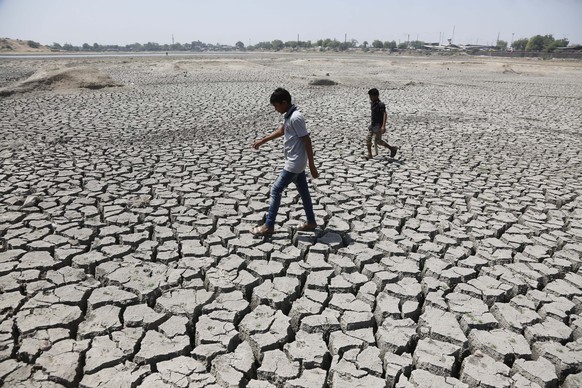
[
  {"xmin": 451, "ymin": 25, "xmax": 455, "ymax": 43},
  {"xmin": 511, "ymin": 32, "xmax": 515, "ymax": 48},
  {"xmin": 496, "ymin": 31, "xmax": 500, "ymax": 46},
  {"xmin": 172, "ymin": 34, "xmax": 174, "ymax": 45},
  {"xmin": 345, "ymin": 33, "xmax": 347, "ymax": 43}
]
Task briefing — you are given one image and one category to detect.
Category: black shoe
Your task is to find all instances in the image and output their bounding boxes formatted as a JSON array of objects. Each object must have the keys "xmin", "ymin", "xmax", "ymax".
[{"xmin": 390, "ymin": 146, "xmax": 398, "ymax": 158}]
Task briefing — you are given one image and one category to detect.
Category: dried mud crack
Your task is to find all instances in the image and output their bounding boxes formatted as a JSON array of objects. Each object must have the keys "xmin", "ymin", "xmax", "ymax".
[{"xmin": 0, "ymin": 53, "xmax": 582, "ymax": 387}]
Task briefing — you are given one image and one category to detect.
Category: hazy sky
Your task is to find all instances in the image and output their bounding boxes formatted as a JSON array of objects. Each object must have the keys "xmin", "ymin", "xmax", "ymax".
[{"xmin": 1, "ymin": 0, "xmax": 581, "ymax": 46}]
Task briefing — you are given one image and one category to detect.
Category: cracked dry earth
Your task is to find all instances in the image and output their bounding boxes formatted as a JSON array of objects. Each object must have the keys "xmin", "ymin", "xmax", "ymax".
[{"xmin": 1, "ymin": 53, "xmax": 582, "ymax": 388}]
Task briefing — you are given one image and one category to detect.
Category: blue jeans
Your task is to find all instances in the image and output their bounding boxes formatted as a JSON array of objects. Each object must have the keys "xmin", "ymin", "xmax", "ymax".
[{"xmin": 265, "ymin": 169, "xmax": 315, "ymax": 229}]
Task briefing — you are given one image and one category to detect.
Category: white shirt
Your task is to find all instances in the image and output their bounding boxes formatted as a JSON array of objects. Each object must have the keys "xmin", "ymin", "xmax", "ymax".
[{"xmin": 283, "ymin": 106, "xmax": 309, "ymax": 173}]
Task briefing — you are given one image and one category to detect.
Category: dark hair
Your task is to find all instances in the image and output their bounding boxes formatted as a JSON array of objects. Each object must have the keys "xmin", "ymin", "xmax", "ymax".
[
  {"xmin": 270, "ymin": 87, "xmax": 292, "ymax": 104},
  {"xmin": 368, "ymin": 88, "xmax": 379, "ymax": 97}
]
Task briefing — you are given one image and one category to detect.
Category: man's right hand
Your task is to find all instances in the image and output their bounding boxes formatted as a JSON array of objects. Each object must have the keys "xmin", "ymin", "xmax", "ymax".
[
  {"xmin": 309, "ymin": 165, "xmax": 319, "ymax": 179},
  {"xmin": 252, "ymin": 139, "xmax": 263, "ymax": 149}
]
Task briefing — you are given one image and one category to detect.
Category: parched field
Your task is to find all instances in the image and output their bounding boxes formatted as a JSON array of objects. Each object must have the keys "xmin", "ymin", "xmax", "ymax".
[{"xmin": 0, "ymin": 52, "xmax": 582, "ymax": 387}]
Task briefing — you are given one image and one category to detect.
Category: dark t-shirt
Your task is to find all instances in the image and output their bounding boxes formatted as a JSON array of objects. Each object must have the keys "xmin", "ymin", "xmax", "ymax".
[{"xmin": 371, "ymin": 100, "xmax": 386, "ymax": 126}]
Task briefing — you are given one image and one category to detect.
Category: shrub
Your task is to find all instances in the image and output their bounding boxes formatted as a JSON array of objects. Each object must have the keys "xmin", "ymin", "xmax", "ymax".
[{"xmin": 309, "ymin": 78, "xmax": 337, "ymax": 86}]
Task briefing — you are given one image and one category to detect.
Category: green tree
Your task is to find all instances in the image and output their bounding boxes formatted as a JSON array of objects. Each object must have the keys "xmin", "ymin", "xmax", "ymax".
[
  {"xmin": 254, "ymin": 41, "xmax": 272, "ymax": 50},
  {"xmin": 93, "ymin": 43, "xmax": 101, "ymax": 51},
  {"xmin": 285, "ymin": 40, "xmax": 298, "ymax": 49},
  {"xmin": 82, "ymin": 43, "xmax": 90, "ymax": 50},
  {"xmin": 546, "ymin": 38, "xmax": 569, "ymax": 52},
  {"xmin": 191, "ymin": 40, "xmax": 207, "ymax": 51},
  {"xmin": 397, "ymin": 42, "xmax": 407, "ymax": 49},
  {"xmin": 384, "ymin": 40, "xmax": 397, "ymax": 50},
  {"xmin": 272, "ymin": 39, "xmax": 284, "ymax": 50},
  {"xmin": 496, "ymin": 40, "xmax": 508, "ymax": 51},
  {"xmin": 170, "ymin": 42, "xmax": 183, "ymax": 51},
  {"xmin": 52, "ymin": 42, "xmax": 62, "ymax": 49},
  {"xmin": 27, "ymin": 40, "xmax": 40, "ymax": 48},
  {"xmin": 144, "ymin": 42, "xmax": 161, "ymax": 51},
  {"xmin": 126, "ymin": 42, "xmax": 143, "ymax": 51},
  {"xmin": 63, "ymin": 43, "xmax": 74, "ymax": 51},
  {"xmin": 339, "ymin": 39, "xmax": 356, "ymax": 51},
  {"xmin": 318, "ymin": 38, "xmax": 338, "ymax": 50},
  {"xmin": 372, "ymin": 40, "xmax": 383, "ymax": 49},
  {"xmin": 328, "ymin": 39, "xmax": 341, "ymax": 50},
  {"xmin": 235, "ymin": 41, "xmax": 245, "ymax": 50},
  {"xmin": 409, "ymin": 40, "xmax": 425, "ymax": 49},
  {"xmin": 362, "ymin": 41, "xmax": 368, "ymax": 48},
  {"xmin": 512, "ymin": 38, "xmax": 528, "ymax": 51},
  {"xmin": 526, "ymin": 34, "xmax": 548, "ymax": 51}
]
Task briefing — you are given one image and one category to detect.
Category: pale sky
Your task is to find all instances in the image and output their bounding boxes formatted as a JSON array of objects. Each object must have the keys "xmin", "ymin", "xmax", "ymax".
[{"xmin": 1, "ymin": 0, "xmax": 581, "ymax": 47}]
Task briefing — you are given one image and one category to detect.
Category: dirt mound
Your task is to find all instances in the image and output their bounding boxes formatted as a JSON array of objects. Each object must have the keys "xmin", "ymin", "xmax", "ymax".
[
  {"xmin": 308, "ymin": 78, "xmax": 338, "ymax": 86},
  {"xmin": 167, "ymin": 59, "xmax": 263, "ymax": 72},
  {"xmin": 0, "ymin": 37, "xmax": 52, "ymax": 52},
  {"xmin": 502, "ymin": 64, "xmax": 520, "ymax": 74},
  {"xmin": 0, "ymin": 67, "xmax": 122, "ymax": 97}
]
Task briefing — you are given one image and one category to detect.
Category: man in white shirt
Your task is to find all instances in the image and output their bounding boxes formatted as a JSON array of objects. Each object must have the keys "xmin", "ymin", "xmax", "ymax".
[{"xmin": 251, "ymin": 88, "xmax": 319, "ymax": 236}]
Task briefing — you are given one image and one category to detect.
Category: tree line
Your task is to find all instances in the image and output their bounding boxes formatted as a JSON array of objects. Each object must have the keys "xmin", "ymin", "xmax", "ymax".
[
  {"xmin": 510, "ymin": 34, "xmax": 569, "ymax": 52},
  {"xmin": 27, "ymin": 33, "xmax": 572, "ymax": 53},
  {"xmin": 249, "ymin": 39, "xmax": 425, "ymax": 50},
  {"xmin": 39, "ymin": 38, "xmax": 435, "ymax": 52},
  {"xmin": 45, "ymin": 40, "xmax": 230, "ymax": 52},
  {"xmin": 247, "ymin": 34, "xmax": 572, "ymax": 52}
]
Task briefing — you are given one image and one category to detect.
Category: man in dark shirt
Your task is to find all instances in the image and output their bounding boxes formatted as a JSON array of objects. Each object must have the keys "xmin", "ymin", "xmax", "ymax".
[{"xmin": 365, "ymin": 88, "xmax": 397, "ymax": 159}]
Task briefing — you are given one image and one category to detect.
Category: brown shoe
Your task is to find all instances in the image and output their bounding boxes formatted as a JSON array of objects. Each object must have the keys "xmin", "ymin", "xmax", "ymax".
[
  {"xmin": 390, "ymin": 146, "xmax": 398, "ymax": 158},
  {"xmin": 297, "ymin": 222, "xmax": 317, "ymax": 232},
  {"xmin": 250, "ymin": 225, "xmax": 274, "ymax": 236}
]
